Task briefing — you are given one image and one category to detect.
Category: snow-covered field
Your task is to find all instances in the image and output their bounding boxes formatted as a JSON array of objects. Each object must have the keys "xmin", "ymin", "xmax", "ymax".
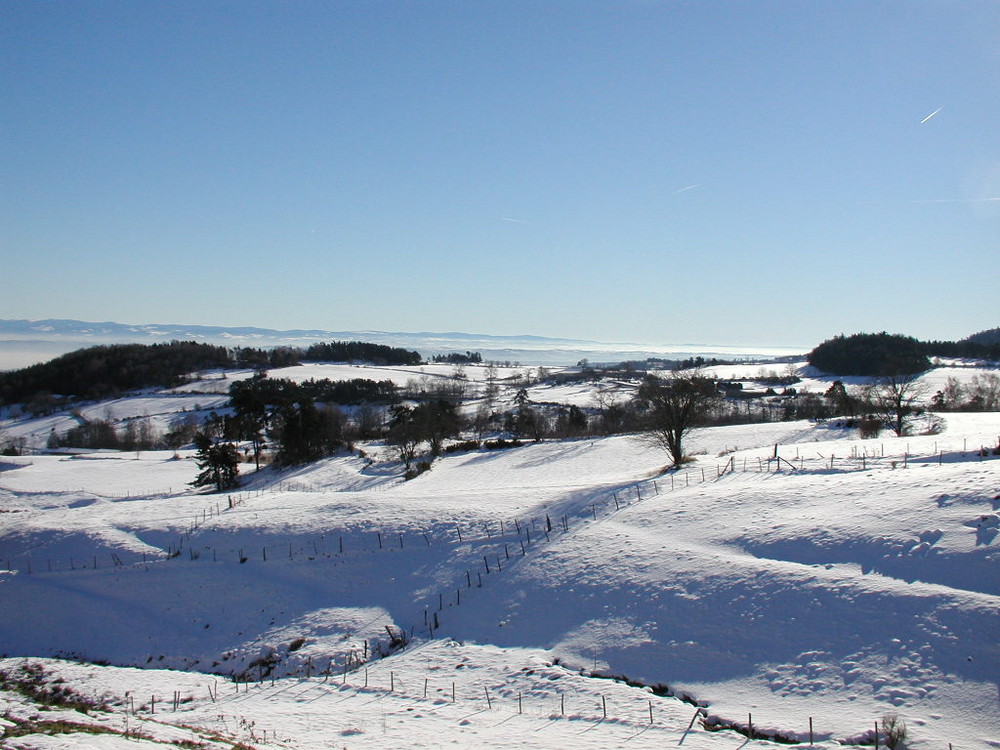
[{"xmin": 1, "ymin": 362, "xmax": 998, "ymax": 749}]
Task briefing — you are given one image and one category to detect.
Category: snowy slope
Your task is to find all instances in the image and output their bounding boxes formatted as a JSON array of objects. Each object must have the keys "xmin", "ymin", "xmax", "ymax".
[
  {"xmin": 1, "ymin": 362, "xmax": 999, "ymax": 749},
  {"xmin": 2, "ymin": 417, "xmax": 998, "ymax": 747}
]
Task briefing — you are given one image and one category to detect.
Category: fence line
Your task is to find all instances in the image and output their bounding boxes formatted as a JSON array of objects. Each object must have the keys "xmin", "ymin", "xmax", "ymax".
[
  {"xmin": 7, "ymin": 440, "xmax": 973, "ymax": 747},
  {"xmin": 156, "ymin": 662, "xmax": 856, "ymax": 747},
  {"xmin": 5, "ymin": 441, "xmax": 997, "ymax": 582}
]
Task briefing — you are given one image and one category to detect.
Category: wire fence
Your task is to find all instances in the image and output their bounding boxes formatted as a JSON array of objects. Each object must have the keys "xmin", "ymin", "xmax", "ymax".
[
  {"xmin": 5, "ymin": 439, "xmax": 990, "ymax": 747},
  {"xmin": 120, "ymin": 661, "xmax": 905, "ymax": 748}
]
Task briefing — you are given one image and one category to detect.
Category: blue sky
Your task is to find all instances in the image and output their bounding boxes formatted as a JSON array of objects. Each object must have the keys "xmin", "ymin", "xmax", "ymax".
[{"xmin": 2, "ymin": 1, "xmax": 998, "ymax": 349}]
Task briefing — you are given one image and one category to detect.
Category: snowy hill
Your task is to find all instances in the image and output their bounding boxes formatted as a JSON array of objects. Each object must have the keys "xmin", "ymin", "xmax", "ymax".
[{"xmin": 0, "ymin": 361, "xmax": 998, "ymax": 749}]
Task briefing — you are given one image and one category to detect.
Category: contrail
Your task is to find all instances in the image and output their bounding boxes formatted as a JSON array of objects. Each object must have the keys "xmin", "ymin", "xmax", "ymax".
[
  {"xmin": 920, "ymin": 107, "xmax": 942, "ymax": 124},
  {"xmin": 909, "ymin": 197, "xmax": 1000, "ymax": 204},
  {"xmin": 674, "ymin": 184, "xmax": 702, "ymax": 194}
]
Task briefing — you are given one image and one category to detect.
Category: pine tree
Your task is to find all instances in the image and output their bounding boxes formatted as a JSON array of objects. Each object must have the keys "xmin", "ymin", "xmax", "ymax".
[{"xmin": 190, "ymin": 432, "xmax": 240, "ymax": 492}]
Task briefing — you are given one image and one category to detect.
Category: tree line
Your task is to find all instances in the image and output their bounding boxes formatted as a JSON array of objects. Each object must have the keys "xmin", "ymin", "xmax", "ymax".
[
  {"xmin": 808, "ymin": 331, "xmax": 1000, "ymax": 376},
  {"xmin": 190, "ymin": 373, "xmax": 402, "ymax": 490},
  {"xmin": 0, "ymin": 342, "xmax": 233, "ymax": 407},
  {"xmin": 431, "ymin": 352, "xmax": 483, "ymax": 364},
  {"xmin": 0, "ymin": 340, "xmax": 423, "ymax": 413}
]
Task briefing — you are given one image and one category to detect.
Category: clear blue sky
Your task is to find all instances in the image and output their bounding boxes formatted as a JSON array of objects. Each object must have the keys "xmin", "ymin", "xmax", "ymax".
[{"xmin": 2, "ymin": 1, "xmax": 998, "ymax": 348}]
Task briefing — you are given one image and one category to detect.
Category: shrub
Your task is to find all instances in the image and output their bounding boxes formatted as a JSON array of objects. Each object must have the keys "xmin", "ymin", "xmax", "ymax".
[
  {"xmin": 443, "ymin": 440, "xmax": 481, "ymax": 454},
  {"xmin": 483, "ymin": 438, "xmax": 522, "ymax": 451},
  {"xmin": 881, "ymin": 713, "xmax": 907, "ymax": 749},
  {"xmin": 404, "ymin": 461, "xmax": 432, "ymax": 480},
  {"xmin": 0, "ymin": 663, "xmax": 108, "ymax": 713},
  {"xmin": 857, "ymin": 417, "xmax": 882, "ymax": 439}
]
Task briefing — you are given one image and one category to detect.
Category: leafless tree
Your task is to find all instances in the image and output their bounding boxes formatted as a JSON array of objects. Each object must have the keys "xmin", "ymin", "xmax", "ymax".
[
  {"xmin": 481, "ymin": 362, "xmax": 501, "ymax": 414},
  {"xmin": 931, "ymin": 375, "xmax": 966, "ymax": 411},
  {"xmin": 351, "ymin": 403, "xmax": 384, "ymax": 440},
  {"xmin": 637, "ymin": 370, "xmax": 721, "ymax": 468},
  {"xmin": 968, "ymin": 372, "xmax": 1000, "ymax": 411},
  {"xmin": 471, "ymin": 402, "xmax": 494, "ymax": 441},
  {"xmin": 594, "ymin": 383, "xmax": 627, "ymax": 435},
  {"xmin": 866, "ymin": 372, "xmax": 928, "ymax": 436},
  {"xmin": 386, "ymin": 415, "xmax": 421, "ymax": 471}
]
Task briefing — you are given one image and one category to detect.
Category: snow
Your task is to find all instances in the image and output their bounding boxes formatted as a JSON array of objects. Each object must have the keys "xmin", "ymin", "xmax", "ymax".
[
  {"xmin": 1, "ymin": 363, "xmax": 999, "ymax": 749},
  {"xmin": 699, "ymin": 358, "xmax": 1000, "ymax": 397}
]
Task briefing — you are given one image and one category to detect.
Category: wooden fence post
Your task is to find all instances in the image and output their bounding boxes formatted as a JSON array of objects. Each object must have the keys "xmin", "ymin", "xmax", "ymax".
[{"xmin": 678, "ymin": 707, "xmax": 700, "ymax": 745}]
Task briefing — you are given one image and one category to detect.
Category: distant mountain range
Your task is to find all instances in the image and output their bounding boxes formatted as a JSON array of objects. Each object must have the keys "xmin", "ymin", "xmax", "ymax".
[{"xmin": 0, "ymin": 318, "xmax": 806, "ymax": 370}]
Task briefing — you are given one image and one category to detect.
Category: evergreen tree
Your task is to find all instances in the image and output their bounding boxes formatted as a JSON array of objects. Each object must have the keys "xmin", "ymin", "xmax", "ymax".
[
  {"xmin": 824, "ymin": 380, "xmax": 859, "ymax": 416},
  {"xmin": 190, "ymin": 432, "xmax": 240, "ymax": 492},
  {"xmin": 229, "ymin": 373, "xmax": 270, "ymax": 469},
  {"xmin": 807, "ymin": 333, "xmax": 930, "ymax": 376},
  {"xmin": 412, "ymin": 399, "xmax": 462, "ymax": 456}
]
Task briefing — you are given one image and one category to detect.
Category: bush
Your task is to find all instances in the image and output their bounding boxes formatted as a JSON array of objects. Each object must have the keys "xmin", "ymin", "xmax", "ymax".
[
  {"xmin": 857, "ymin": 417, "xmax": 882, "ymax": 439},
  {"xmin": 443, "ymin": 440, "xmax": 481, "ymax": 454},
  {"xmin": 881, "ymin": 713, "xmax": 907, "ymax": 749},
  {"xmin": 404, "ymin": 461, "xmax": 432, "ymax": 480},
  {"xmin": 0, "ymin": 663, "xmax": 108, "ymax": 713},
  {"xmin": 483, "ymin": 438, "xmax": 522, "ymax": 451}
]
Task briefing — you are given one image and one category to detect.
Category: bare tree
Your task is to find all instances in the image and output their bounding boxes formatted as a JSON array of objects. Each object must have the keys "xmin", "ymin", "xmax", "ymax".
[
  {"xmin": 866, "ymin": 372, "xmax": 928, "ymax": 436},
  {"xmin": 0, "ymin": 426, "xmax": 12, "ymax": 454},
  {"xmin": 968, "ymin": 372, "xmax": 1000, "ymax": 411},
  {"xmin": 482, "ymin": 362, "xmax": 500, "ymax": 412},
  {"xmin": 931, "ymin": 375, "xmax": 965, "ymax": 411},
  {"xmin": 350, "ymin": 403, "xmax": 384, "ymax": 440},
  {"xmin": 471, "ymin": 402, "xmax": 494, "ymax": 441},
  {"xmin": 594, "ymin": 383, "xmax": 627, "ymax": 434},
  {"xmin": 636, "ymin": 370, "xmax": 721, "ymax": 469},
  {"xmin": 386, "ymin": 407, "xmax": 421, "ymax": 471}
]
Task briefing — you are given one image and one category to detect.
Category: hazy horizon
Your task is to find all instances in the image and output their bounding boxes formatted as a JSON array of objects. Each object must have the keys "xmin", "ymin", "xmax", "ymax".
[{"xmin": 0, "ymin": 316, "xmax": 811, "ymax": 370}]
